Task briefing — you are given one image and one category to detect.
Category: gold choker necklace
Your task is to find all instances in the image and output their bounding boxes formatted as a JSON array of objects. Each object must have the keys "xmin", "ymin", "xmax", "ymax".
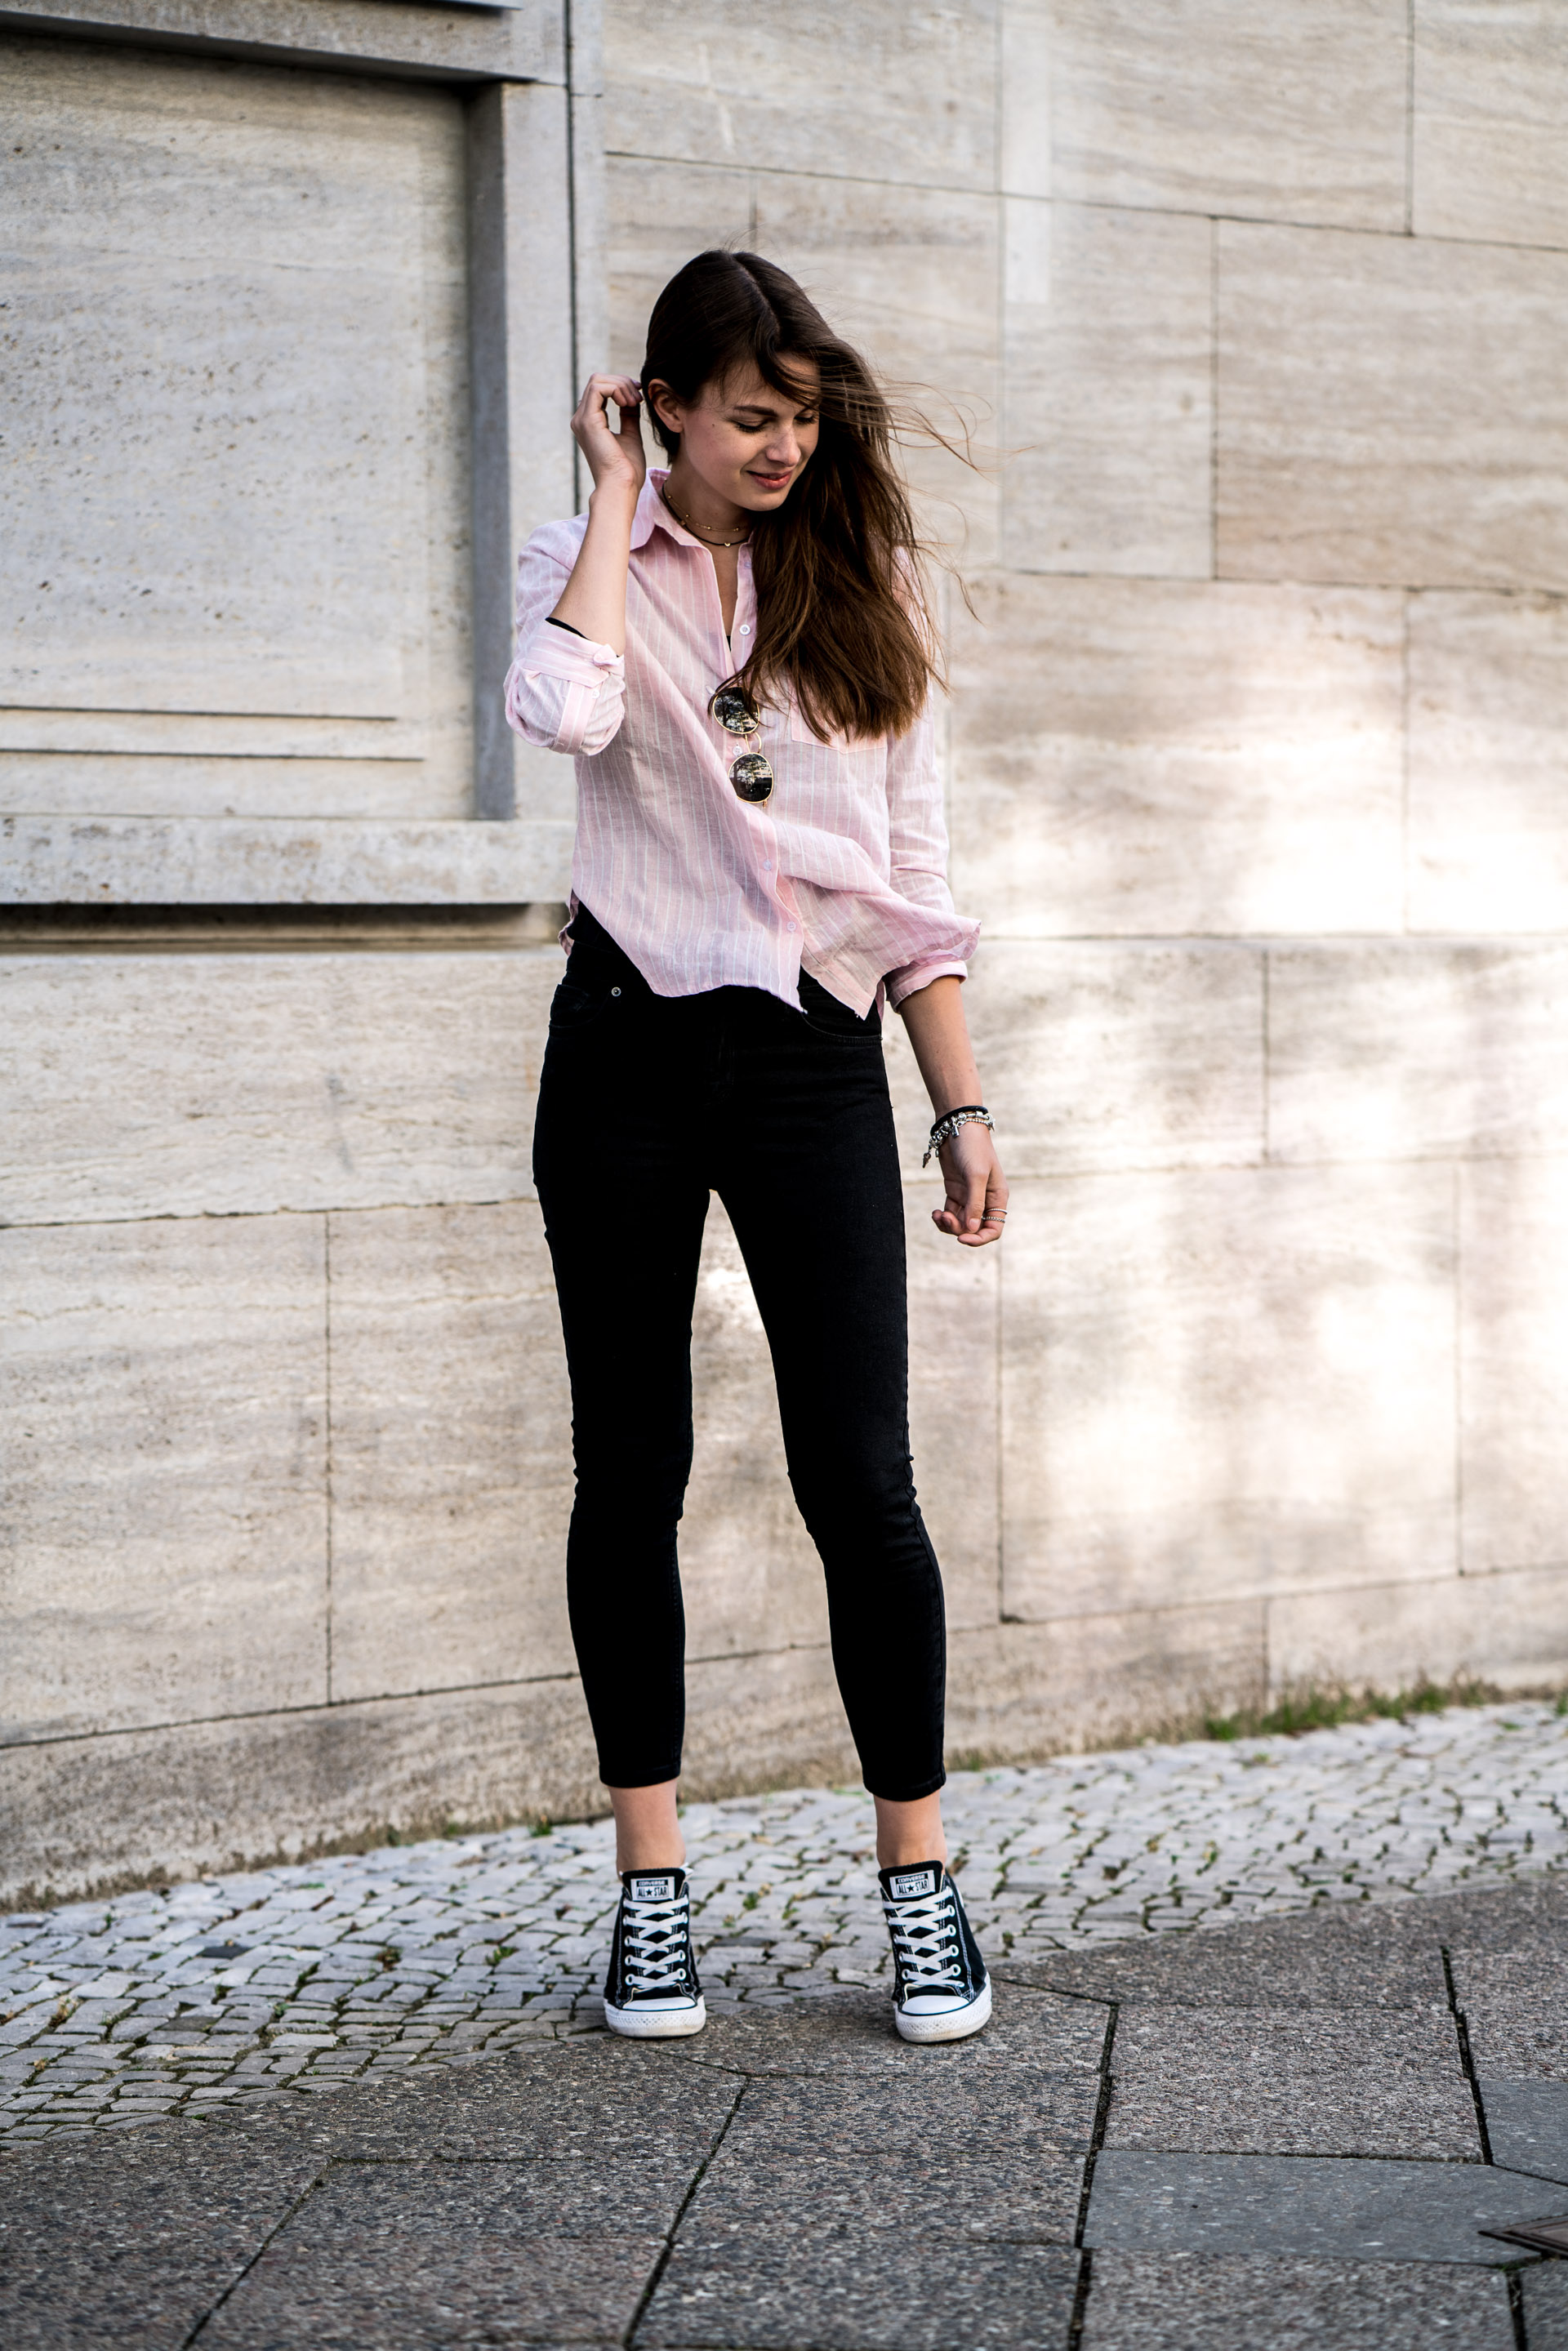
[{"xmin": 660, "ymin": 483, "xmax": 751, "ymax": 547}]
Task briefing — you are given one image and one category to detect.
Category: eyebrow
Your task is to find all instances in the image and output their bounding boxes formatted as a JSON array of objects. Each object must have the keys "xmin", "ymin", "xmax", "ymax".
[{"xmin": 729, "ymin": 398, "xmax": 817, "ymax": 417}]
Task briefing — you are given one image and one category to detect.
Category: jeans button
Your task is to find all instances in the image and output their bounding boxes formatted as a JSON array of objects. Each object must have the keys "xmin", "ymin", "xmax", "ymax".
[{"xmin": 611, "ymin": 986, "xmax": 621, "ymax": 998}]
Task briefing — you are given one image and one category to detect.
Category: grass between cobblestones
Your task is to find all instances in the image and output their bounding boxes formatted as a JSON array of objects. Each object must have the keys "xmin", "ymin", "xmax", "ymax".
[
  {"xmin": 3, "ymin": 1699, "xmax": 1567, "ymax": 2144},
  {"xmin": 1200, "ymin": 1672, "xmax": 1557, "ymax": 1743}
]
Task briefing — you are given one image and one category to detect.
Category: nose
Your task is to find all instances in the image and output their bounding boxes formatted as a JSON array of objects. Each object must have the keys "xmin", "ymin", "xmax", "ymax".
[{"xmin": 761, "ymin": 431, "xmax": 799, "ymax": 470}]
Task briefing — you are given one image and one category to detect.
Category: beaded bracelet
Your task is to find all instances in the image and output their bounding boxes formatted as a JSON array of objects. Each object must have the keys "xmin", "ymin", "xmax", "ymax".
[{"xmin": 922, "ymin": 1104, "xmax": 994, "ymax": 1168}]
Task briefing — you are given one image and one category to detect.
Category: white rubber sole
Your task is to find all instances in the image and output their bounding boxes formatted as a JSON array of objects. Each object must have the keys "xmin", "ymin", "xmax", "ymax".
[
  {"xmin": 893, "ymin": 1976, "xmax": 993, "ymax": 2045},
  {"xmin": 604, "ymin": 1995, "xmax": 708, "ymax": 2040}
]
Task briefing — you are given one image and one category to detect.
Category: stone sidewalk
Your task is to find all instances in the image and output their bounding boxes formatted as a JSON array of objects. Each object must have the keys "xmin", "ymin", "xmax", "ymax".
[
  {"xmin": 5, "ymin": 1701, "xmax": 1568, "ymax": 2141},
  {"xmin": 6, "ymin": 1703, "xmax": 1568, "ymax": 2346}
]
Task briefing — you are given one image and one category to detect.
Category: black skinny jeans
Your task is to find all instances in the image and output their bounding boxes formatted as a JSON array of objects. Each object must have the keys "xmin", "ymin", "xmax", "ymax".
[{"xmin": 532, "ymin": 905, "xmax": 947, "ymax": 1802}]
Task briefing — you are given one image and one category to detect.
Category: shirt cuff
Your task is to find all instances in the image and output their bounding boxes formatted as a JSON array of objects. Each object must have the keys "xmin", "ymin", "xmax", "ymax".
[
  {"xmin": 886, "ymin": 960, "xmax": 969, "ymax": 1010},
  {"xmin": 519, "ymin": 626, "xmax": 623, "ymax": 687}
]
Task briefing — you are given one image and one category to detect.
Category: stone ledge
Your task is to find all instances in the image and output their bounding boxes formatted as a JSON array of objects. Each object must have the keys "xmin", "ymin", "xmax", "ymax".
[
  {"xmin": 0, "ymin": 0, "xmax": 557, "ymax": 79},
  {"xmin": 0, "ymin": 816, "xmax": 575, "ymax": 906}
]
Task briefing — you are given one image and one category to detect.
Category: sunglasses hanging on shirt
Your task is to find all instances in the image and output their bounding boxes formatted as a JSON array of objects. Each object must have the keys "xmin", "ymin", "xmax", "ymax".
[{"xmin": 710, "ymin": 683, "xmax": 773, "ymax": 806}]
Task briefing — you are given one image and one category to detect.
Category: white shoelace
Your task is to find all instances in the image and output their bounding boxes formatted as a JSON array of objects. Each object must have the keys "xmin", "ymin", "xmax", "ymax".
[
  {"xmin": 621, "ymin": 1890, "xmax": 693, "ymax": 1994},
  {"xmin": 884, "ymin": 1882, "xmax": 965, "ymax": 1992}
]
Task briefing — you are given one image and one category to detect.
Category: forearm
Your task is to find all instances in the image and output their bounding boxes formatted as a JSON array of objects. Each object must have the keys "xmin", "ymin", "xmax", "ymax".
[
  {"xmin": 549, "ymin": 483, "xmax": 639, "ymax": 652},
  {"xmin": 897, "ymin": 975, "xmax": 983, "ymax": 1117}
]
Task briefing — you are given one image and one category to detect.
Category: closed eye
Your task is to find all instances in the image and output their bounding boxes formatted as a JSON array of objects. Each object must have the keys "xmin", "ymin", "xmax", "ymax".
[{"xmin": 732, "ymin": 410, "xmax": 817, "ymax": 430}]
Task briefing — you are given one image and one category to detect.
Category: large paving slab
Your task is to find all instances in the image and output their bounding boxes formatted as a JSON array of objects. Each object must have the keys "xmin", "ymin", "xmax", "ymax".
[
  {"xmin": 1084, "ymin": 2148, "xmax": 1566, "ymax": 2262},
  {"xmin": 1104, "ymin": 2007, "xmax": 1478, "ymax": 2158},
  {"xmin": 1078, "ymin": 2250, "xmax": 1516, "ymax": 2349}
]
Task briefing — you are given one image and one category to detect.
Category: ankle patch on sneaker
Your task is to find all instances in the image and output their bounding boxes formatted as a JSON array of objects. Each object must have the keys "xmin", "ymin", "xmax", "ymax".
[
  {"xmin": 888, "ymin": 1867, "xmax": 939, "ymax": 1901},
  {"xmin": 629, "ymin": 1873, "xmax": 678, "ymax": 1903}
]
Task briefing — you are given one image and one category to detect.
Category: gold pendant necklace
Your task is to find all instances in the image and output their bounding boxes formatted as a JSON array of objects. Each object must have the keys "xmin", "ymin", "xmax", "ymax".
[{"xmin": 660, "ymin": 483, "xmax": 751, "ymax": 548}]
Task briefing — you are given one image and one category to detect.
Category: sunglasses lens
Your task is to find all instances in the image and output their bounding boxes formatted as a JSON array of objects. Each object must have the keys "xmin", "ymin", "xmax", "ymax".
[
  {"xmin": 729, "ymin": 752, "xmax": 773, "ymax": 804},
  {"xmin": 711, "ymin": 684, "xmax": 760, "ymax": 737}
]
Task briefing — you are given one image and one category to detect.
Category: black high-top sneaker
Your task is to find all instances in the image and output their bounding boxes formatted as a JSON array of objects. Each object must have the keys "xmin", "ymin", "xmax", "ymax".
[
  {"xmin": 603, "ymin": 1867, "xmax": 706, "ymax": 2039},
  {"xmin": 879, "ymin": 1859, "xmax": 991, "ymax": 2044}
]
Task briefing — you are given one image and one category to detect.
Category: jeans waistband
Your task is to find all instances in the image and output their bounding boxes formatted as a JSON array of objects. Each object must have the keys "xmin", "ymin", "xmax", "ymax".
[{"xmin": 567, "ymin": 902, "xmax": 880, "ymax": 1031}]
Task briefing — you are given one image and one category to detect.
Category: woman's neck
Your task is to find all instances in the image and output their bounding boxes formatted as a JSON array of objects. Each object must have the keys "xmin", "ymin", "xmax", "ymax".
[{"xmin": 662, "ymin": 457, "xmax": 749, "ymax": 545}]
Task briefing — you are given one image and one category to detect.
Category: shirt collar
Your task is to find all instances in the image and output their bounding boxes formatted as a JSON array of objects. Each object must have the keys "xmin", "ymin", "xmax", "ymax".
[{"xmin": 631, "ymin": 468, "xmax": 693, "ymax": 550}]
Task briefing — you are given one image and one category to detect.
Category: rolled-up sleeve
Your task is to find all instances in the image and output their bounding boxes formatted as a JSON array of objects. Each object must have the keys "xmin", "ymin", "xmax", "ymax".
[
  {"xmin": 882, "ymin": 701, "xmax": 981, "ymax": 1007},
  {"xmin": 503, "ymin": 527, "xmax": 627, "ymax": 756}
]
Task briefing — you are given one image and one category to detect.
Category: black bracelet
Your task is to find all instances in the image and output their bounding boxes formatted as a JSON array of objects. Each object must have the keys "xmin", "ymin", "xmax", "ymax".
[{"xmin": 923, "ymin": 1105, "xmax": 994, "ymax": 1168}]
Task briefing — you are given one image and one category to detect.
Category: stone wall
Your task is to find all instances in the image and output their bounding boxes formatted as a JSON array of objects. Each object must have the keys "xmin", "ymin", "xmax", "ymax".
[{"xmin": 5, "ymin": 0, "xmax": 1568, "ymax": 1905}]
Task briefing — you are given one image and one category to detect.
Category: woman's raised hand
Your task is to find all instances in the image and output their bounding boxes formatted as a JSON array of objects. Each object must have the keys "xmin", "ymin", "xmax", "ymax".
[{"xmin": 572, "ymin": 374, "xmax": 646, "ymax": 500}]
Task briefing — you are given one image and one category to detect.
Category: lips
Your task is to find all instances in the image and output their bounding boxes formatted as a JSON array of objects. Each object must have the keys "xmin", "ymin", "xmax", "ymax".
[{"xmin": 748, "ymin": 468, "xmax": 794, "ymax": 490}]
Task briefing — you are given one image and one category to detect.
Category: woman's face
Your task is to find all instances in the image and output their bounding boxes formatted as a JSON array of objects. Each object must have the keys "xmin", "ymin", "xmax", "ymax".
[{"xmin": 653, "ymin": 356, "xmax": 821, "ymax": 514}]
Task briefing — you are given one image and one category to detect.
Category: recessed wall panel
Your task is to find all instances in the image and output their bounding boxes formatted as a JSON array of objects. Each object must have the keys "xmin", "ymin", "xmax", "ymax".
[{"xmin": 0, "ymin": 37, "xmax": 473, "ymax": 817}]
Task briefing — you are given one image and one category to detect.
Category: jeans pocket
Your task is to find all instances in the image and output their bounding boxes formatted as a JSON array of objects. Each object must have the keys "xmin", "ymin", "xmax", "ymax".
[
  {"xmin": 548, "ymin": 972, "xmax": 617, "ymax": 1033},
  {"xmin": 800, "ymin": 975, "xmax": 882, "ymax": 1044}
]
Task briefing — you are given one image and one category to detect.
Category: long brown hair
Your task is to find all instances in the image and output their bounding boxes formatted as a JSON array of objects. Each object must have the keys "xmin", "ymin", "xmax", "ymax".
[{"xmin": 641, "ymin": 250, "xmax": 939, "ymax": 743}]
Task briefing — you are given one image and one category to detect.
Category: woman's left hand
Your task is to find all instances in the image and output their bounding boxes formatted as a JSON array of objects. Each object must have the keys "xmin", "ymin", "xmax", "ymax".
[{"xmin": 933, "ymin": 1123, "xmax": 1008, "ymax": 1246}]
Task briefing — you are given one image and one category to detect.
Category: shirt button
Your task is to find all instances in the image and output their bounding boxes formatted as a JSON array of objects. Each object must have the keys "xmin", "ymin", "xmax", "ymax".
[
  {"xmin": 762, "ymin": 860, "xmax": 773, "ymax": 870},
  {"xmin": 739, "ymin": 623, "xmax": 751, "ymax": 635},
  {"xmin": 786, "ymin": 921, "xmax": 798, "ymax": 933}
]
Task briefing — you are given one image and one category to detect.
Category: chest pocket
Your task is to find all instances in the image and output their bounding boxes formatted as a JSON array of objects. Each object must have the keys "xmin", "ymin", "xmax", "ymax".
[{"xmin": 787, "ymin": 699, "xmax": 850, "ymax": 751}]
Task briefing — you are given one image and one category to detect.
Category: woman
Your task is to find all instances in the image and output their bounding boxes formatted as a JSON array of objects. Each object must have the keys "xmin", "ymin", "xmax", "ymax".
[{"xmin": 506, "ymin": 250, "xmax": 1007, "ymax": 2046}]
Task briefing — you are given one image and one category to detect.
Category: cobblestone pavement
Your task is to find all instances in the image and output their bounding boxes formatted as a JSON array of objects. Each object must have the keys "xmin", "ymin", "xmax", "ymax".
[{"xmin": 5, "ymin": 1699, "xmax": 1566, "ymax": 2144}]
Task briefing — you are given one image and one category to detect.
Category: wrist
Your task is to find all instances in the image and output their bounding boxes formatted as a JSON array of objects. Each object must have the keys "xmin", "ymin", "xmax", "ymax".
[{"xmin": 587, "ymin": 477, "xmax": 640, "ymax": 518}]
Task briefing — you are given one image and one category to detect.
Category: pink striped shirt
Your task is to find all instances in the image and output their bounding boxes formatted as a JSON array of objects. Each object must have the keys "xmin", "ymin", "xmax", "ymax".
[{"xmin": 503, "ymin": 469, "xmax": 978, "ymax": 1017}]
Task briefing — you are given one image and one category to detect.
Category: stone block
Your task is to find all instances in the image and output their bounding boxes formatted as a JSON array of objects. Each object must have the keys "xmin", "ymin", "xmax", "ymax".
[
  {"xmin": 684, "ymin": 1984, "xmax": 1107, "ymax": 2083},
  {"xmin": 1085, "ymin": 2148, "xmax": 1564, "ymax": 2263},
  {"xmin": 639, "ymin": 2236, "xmax": 1080, "ymax": 2351},
  {"xmin": 1459, "ymin": 1160, "xmax": 1568, "ymax": 1575},
  {"xmin": 1000, "ymin": 1168, "xmax": 1457, "ymax": 1623},
  {"xmin": 1047, "ymin": 0, "xmax": 1409, "ymax": 229},
  {"xmin": 1267, "ymin": 945, "xmax": 1568, "ymax": 1164},
  {"xmin": 905, "ymin": 942, "xmax": 1264, "ymax": 1179},
  {"xmin": 1525, "ymin": 2262, "xmax": 1568, "ymax": 2351},
  {"xmin": 1029, "ymin": 1902, "xmax": 1450, "ymax": 2013},
  {"xmin": 1477, "ymin": 2078, "xmax": 1568, "ymax": 2184},
  {"xmin": 684, "ymin": 2141, "xmax": 1085, "ymax": 2242},
  {"xmin": 0, "ymin": 1680, "xmax": 605, "ymax": 1909},
  {"xmin": 1407, "ymin": 590, "xmax": 1568, "ymax": 933},
  {"xmin": 947, "ymin": 1604, "xmax": 1267, "ymax": 1763},
  {"xmin": 666, "ymin": 1645, "xmax": 863, "ymax": 1804},
  {"xmin": 947, "ymin": 576, "xmax": 1404, "ymax": 937},
  {"xmin": 0, "ymin": 40, "xmax": 474, "ymax": 814},
  {"xmin": 753, "ymin": 174, "xmax": 1001, "ymax": 563},
  {"xmin": 1266, "ymin": 1563, "xmax": 1568, "ymax": 1699},
  {"xmin": 0, "ymin": 2117, "xmax": 326, "ymax": 2349},
  {"xmin": 1000, "ymin": 0, "xmax": 1052, "ymax": 199},
  {"xmin": 0, "ymin": 813, "xmax": 576, "ymax": 906},
  {"xmin": 602, "ymin": 0, "xmax": 1000, "ymax": 192},
  {"xmin": 325, "ymin": 1202, "xmax": 576, "ymax": 1703},
  {"xmin": 1218, "ymin": 222, "xmax": 1568, "ymax": 590},
  {"xmin": 1414, "ymin": 0, "xmax": 1568, "ymax": 247},
  {"xmin": 605, "ymin": 156, "xmax": 752, "ymax": 376},
  {"xmin": 0, "ymin": 1215, "xmax": 327, "ymax": 1744},
  {"xmin": 1107, "ymin": 2007, "xmax": 1479, "ymax": 2158},
  {"xmin": 326, "ymin": 2036, "xmax": 737, "ymax": 2163},
  {"xmin": 1081, "ymin": 2251, "xmax": 1515, "ymax": 2349},
  {"xmin": 0, "ymin": 951, "xmax": 559, "ymax": 1224},
  {"xmin": 1457, "ymin": 1959, "xmax": 1568, "ymax": 2083},
  {"xmin": 202, "ymin": 2170, "xmax": 663, "ymax": 2348},
  {"xmin": 1002, "ymin": 199, "xmax": 1213, "ymax": 578}
]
